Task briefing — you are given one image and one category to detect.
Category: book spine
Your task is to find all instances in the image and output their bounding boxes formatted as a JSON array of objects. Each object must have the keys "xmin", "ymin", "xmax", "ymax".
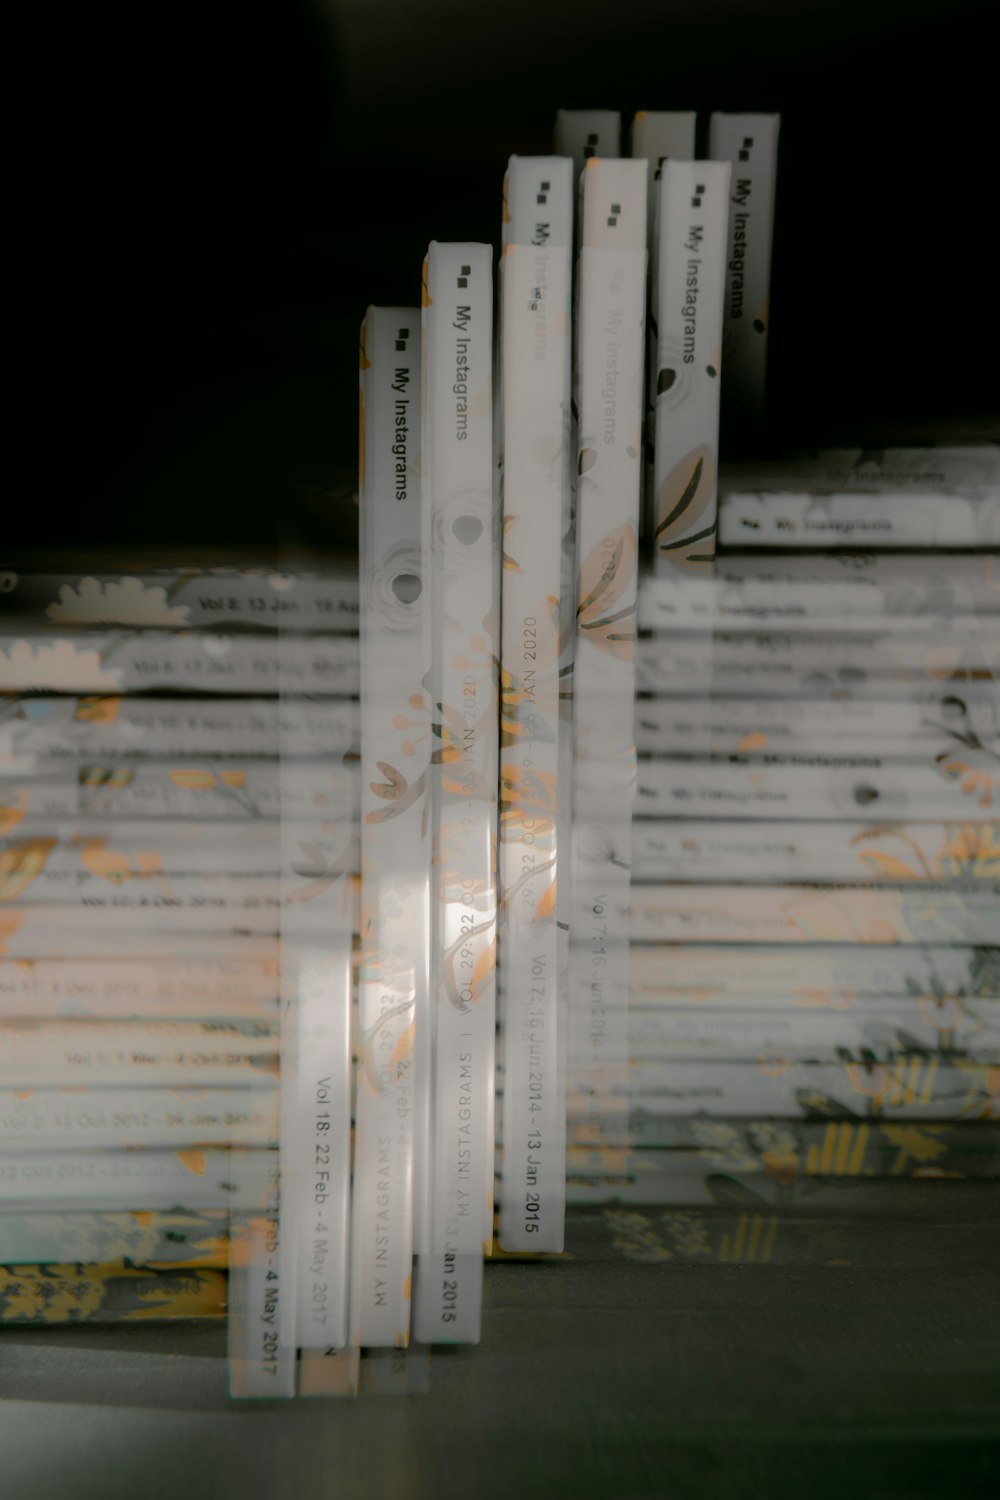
[
  {"xmin": 563, "ymin": 1153, "xmax": 999, "ymax": 1207},
  {"xmin": 0, "ymin": 1208, "xmax": 230, "ymax": 1266},
  {"xmin": 652, "ymin": 160, "xmax": 730, "ymax": 575},
  {"xmin": 567, "ymin": 1055, "xmax": 999, "ymax": 1122},
  {"xmin": 626, "ymin": 883, "xmax": 1000, "ymax": 946},
  {"xmin": 709, "ymin": 112, "xmax": 780, "ymax": 439},
  {"xmin": 631, "ymin": 759, "xmax": 999, "ymax": 822},
  {"xmin": 0, "ymin": 959, "xmax": 280, "ymax": 1018},
  {"xmin": 0, "ymin": 880, "xmax": 361, "ymax": 950},
  {"xmin": 282, "ymin": 945, "xmax": 353, "ymax": 1354},
  {"xmin": 350, "ymin": 308, "xmax": 428, "ymax": 1350},
  {"xmin": 0, "ymin": 1085, "xmax": 280, "ymax": 1148},
  {"xmin": 720, "ymin": 444, "xmax": 1000, "ymax": 494},
  {"xmin": 576, "ymin": 1114, "xmax": 1000, "ymax": 1159},
  {"xmin": 0, "ymin": 633, "xmax": 360, "ymax": 695},
  {"xmin": 497, "ymin": 156, "xmax": 573, "ymax": 1253},
  {"xmin": 631, "ymin": 819, "xmax": 1000, "ymax": 884},
  {"xmin": 709, "ymin": 550, "xmax": 1000, "ymax": 617},
  {"xmin": 1, "ymin": 868, "xmax": 289, "ymax": 905},
  {"xmin": 596, "ymin": 1204, "xmax": 996, "ymax": 1266},
  {"xmin": 718, "ymin": 491, "xmax": 1000, "ymax": 548},
  {"xmin": 0, "ymin": 1147, "xmax": 271, "ymax": 1211},
  {"xmin": 228, "ymin": 1156, "xmax": 295, "ymax": 1396},
  {"xmin": 0, "ymin": 821, "xmax": 358, "ymax": 881},
  {"xmin": 0, "ymin": 1018, "xmax": 280, "ymax": 1088},
  {"xmin": 633, "ymin": 691, "xmax": 999, "ymax": 755},
  {"xmin": 0, "ymin": 1262, "xmax": 229, "ymax": 1322},
  {"xmin": 0, "ymin": 927, "xmax": 279, "ymax": 960},
  {"xmin": 0, "ymin": 760, "xmax": 358, "ymax": 820},
  {"xmin": 628, "ymin": 111, "xmax": 697, "ymax": 546},
  {"xmin": 0, "ymin": 697, "xmax": 360, "ymax": 761},
  {"xmin": 414, "ymin": 242, "xmax": 497, "ymax": 1346},
  {"xmin": 633, "ymin": 630, "xmax": 1000, "ymax": 694},
  {"xmin": 554, "ymin": 109, "xmax": 621, "ymax": 183},
  {"xmin": 638, "ymin": 567, "xmax": 1000, "ymax": 630},
  {"xmin": 572, "ymin": 998, "xmax": 1000, "ymax": 1062},
  {"xmin": 570, "ymin": 158, "xmax": 647, "ymax": 1155},
  {"xmin": 0, "ymin": 569, "xmax": 359, "ymax": 630},
  {"xmin": 627, "ymin": 942, "xmax": 1000, "ymax": 1001}
]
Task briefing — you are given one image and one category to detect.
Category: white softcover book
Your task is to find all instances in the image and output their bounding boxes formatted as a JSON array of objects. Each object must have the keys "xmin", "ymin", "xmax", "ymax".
[
  {"xmin": 569, "ymin": 158, "xmax": 647, "ymax": 1152},
  {"xmin": 413, "ymin": 243, "xmax": 497, "ymax": 1345},
  {"xmin": 347, "ymin": 309, "xmax": 428, "ymax": 1350},
  {"xmin": 497, "ymin": 156, "xmax": 573, "ymax": 1253}
]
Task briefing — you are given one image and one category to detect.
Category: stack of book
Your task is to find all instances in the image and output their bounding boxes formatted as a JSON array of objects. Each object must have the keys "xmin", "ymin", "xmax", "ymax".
[
  {"xmin": 0, "ymin": 562, "xmax": 360, "ymax": 1339},
  {"xmin": 2, "ymin": 104, "xmax": 998, "ymax": 1395}
]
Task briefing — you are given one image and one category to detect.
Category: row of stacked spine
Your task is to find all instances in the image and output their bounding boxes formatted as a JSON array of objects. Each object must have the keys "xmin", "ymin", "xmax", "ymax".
[{"xmin": 2, "ymin": 104, "xmax": 998, "ymax": 1387}]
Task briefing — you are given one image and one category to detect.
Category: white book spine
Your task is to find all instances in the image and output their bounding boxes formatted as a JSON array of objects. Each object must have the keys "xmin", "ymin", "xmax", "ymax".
[
  {"xmin": 570, "ymin": 159, "xmax": 648, "ymax": 1153},
  {"xmin": 637, "ymin": 577, "xmax": 999, "ymax": 631},
  {"xmin": 652, "ymin": 160, "xmax": 729, "ymax": 575},
  {"xmin": 631, "ymin": 819, "xmax": 1000, "ymax": 885},
  {"xmin": 0, "ymin": 632, "xmax": 360, "ymax": 695},
  {"xmin": 720, "ymin": 445, "xmax": 1000, "ymax": 494},
  {"xmin": 0, "ymin": 697, "xmax": 359, "ymax": 763},
  {"xmin": 633, "ymin": 635, "xmax": 998, "ymax": 697},
  {"xmin": 0, "ymin": 759, "xmax": 358, "ymax": 819},
  {"xmin": 0, "ymin": 881, "xmax": 360, "ymax": 949},
  {"xmin": 710, "ymin": 550, "xmax": 1000, "ymax": 616},
  {"xmin": 0, "ymin": 957, "xmax": 280, "ymax": 1018},
  {"xmin": 349, "ymin": 309, "xmax": 428, "ymax": 1349},
  {"xmin": 0, "ymin": 819, "xmax": 358, "ymax": 882},
  {"xmin": 632, "ymin": 759, "xmax": 999, "ymax": 822},
  {"xmin": 718, "ymin": 491, "xmax": 1000, "ymax": 549},
  {"xmin": 709, "ymin": 112, "xmax": 779, "ymax": 437},
  {"xmin": 633, "ymin": 692, "xmax": 999, "ymax": 757},
  {"xmin": 0, "ymin": 1085, "xmax": 279, "ymax": 1149},
  {"xmin": 575, "ymin": 999, "xmax": 1000, "ymax": 1062},
  {"xmin": 1, "ymin": 568, "xmax": 359, "ymax": 630},
  {"xmin": 286, "ymin": 945, "xmax": 353, "ymax": 1352},
  {"xmin": 627, "ymin": 943, "xmax": 999, "ymax": 1001},
  {"xmin": 626, "ymin": 884, "xmax": 1000, "ymax": 946},
  {"xmin": 567, "ymin": 1057, "xmax": 998, "ymax": 1123},
  {"xmin": 414, "ymin": 243, "xmax": 497, "ymax": 1346},
  {"xmin": 0, "ymin": 1147, "xmax": 270, "ymax": 1211},
  {"xmin": 0, "ymin": 1018, "xmax": 279, "ymax": 1088},
  {"xmin": 497, "ymin": 156, "xmax": 573, "ymax": 1253}
]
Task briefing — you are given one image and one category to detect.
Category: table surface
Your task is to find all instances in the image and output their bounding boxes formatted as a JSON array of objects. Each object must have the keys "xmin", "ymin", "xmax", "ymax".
[{"xmin": 3, "ymin": 1194, "xmax": 998, "ymax": 1500}]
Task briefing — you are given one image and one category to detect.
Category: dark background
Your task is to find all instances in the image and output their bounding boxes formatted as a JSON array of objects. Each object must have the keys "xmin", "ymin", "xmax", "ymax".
[{"xmin": 13, "ymin": 0, "xmax": 996, "ymax": 555}]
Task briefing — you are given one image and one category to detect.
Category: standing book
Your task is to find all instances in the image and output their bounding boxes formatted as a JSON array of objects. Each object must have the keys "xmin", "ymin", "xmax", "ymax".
[
  {"xmin": 497, "ymin": 156, "xmax": 573, "ymax": 1253},
  {"xmin": 348, "ymin": 308, "xmax": 428, "ymax": 1349},
  {"xmin": 569, "ymin": 157, "xmax": 647, "ymax": 1153},
  {"xmin": 414, "ymin": 242, "xmax": 497, "ymax": 1345}
]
